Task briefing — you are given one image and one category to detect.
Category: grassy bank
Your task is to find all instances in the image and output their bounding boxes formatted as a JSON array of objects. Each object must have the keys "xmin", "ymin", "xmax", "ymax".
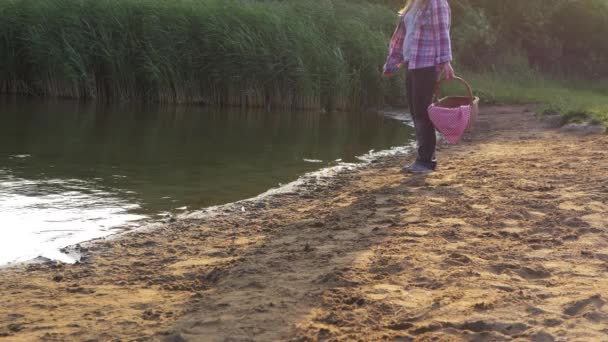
[
  {"xmin": 0, "ymin": 0, "xmax": 397, "ymax": 110},
  {"xmin": 457, "ymin": 70, "xmax": 608, "ymax": 127}
]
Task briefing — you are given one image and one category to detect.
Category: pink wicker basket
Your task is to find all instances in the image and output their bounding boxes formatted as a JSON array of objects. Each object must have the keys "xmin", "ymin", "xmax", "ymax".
[{"xmin": 427, "ymin": 77, "xmax": 479, "ymax": 144}]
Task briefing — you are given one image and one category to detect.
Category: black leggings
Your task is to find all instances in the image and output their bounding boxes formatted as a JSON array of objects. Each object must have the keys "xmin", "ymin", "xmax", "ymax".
[{"xmin": 406, "ymin": 66, "xmax": 437, "ymax": 168}]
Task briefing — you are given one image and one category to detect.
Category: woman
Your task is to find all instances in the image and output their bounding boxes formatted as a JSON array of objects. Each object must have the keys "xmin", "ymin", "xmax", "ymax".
[{"xmin": 384, "ymin": 0, "xmax": 454, "ymax": 174}]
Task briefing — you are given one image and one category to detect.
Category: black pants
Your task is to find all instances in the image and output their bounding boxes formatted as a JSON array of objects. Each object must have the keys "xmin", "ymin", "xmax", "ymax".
[{"xmin": 406, "ymin": 66, "xmax": 437, "ymax": 169}]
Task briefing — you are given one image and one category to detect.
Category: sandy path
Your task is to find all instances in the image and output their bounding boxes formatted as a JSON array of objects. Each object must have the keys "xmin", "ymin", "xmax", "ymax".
[{"xmin": 1, "ymin": 106, "xmax": 607, "ymax": 341}]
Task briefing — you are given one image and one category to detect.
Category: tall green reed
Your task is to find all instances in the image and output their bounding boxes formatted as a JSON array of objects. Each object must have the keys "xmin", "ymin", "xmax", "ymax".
[{"xmin": 0, "ymin": 0, "xmax": 398, "ymax": 110}]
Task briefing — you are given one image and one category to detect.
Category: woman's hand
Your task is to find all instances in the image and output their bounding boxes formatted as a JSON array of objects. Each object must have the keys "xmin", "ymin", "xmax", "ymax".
[{"xmin": 438, "ymin": 62, "xmax": 455, "ymax": 79}]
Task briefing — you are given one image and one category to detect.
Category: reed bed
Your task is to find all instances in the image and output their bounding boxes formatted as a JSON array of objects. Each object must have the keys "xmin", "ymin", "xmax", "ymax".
[{"xmin": 0, "ymin": 0, "xmax": 398, "ymax": 110}]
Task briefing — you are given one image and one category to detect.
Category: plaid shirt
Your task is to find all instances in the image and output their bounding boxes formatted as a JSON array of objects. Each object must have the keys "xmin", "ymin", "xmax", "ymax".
[{"xmin": 383, "ymin": 0, "xmax": 452, "ymax": 74}]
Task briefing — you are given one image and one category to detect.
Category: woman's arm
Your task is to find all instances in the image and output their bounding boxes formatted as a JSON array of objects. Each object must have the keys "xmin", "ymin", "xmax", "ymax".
[
  {"xmin": 431, "ymin": 0, "xmax": 454, "ymax": 78},
  {"xmin": 383, "ymin": 16, "xmax": 406, "ymax": 76}
]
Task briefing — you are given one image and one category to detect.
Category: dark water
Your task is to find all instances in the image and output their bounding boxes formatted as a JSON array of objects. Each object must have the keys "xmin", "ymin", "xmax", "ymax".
[{"xmin": 0, "ymin": 99, "xmax": 414, "ymax": 264}]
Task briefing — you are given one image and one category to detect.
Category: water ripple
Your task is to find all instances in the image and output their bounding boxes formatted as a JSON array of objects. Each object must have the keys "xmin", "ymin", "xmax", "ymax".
[{"xmin": 0, "ymin": 173, "xmax": 146, "ymax": 265}]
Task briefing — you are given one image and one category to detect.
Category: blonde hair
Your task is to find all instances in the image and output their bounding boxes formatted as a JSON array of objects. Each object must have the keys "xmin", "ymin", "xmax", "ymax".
[{"xmin": 399, "ymin": 0, "xmax": 430, "ymax": 14}]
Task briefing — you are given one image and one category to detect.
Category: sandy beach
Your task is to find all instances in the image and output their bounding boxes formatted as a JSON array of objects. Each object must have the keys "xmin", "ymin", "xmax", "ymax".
[{"xmin": 1, "ymin": 105, "xmax": 607, "ymax": 341}]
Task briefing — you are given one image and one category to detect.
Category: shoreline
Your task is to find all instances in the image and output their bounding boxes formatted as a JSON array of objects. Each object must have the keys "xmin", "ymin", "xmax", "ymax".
[
  {"xmin": 2, "ymin": 105, "xmax": 608, "ymax": 341},
  {"xmin": 0, "ymin": 109, "xmax": 415, "ymax": 269}
]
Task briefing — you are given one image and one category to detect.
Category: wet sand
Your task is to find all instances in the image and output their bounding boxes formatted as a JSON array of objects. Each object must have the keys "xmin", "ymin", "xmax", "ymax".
[{"xmin": 1, "ymin": 105, "xmax": 608, "ymax": 341}]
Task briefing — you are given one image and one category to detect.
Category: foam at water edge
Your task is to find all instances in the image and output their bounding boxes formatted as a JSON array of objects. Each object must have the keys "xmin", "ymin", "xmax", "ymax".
[
  {"xmin": 88, "ymin": 141, "xmax": 415, "ymax": 248},
  {"xmin": 182, "ymin": 142, "xmax": 415, "ymax": 220}
]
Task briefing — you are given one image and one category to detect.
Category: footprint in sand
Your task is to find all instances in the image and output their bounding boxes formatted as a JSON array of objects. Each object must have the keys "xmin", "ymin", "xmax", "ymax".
[
  {"xmin": 444, "ymin": 252, "xmax": 473, "ymax": 266},
  {"xmin": 488, "ymin": 263, "xmax": 552, "ymax": 280},
  {"xmin": 563, "ymin": 295, "xmax": 605, "ymax": 316},
  {"xmin": 411, "ymin": 320, "xmax": 532, "ymax": 339},
  {"xmin": 515, "ymin": 266, "xmax": 552, "ymax": 280},
  {"xmin": 457, "ymin": 320, "xmax": 530, "ymax": 336},
  {"xmin": 530, "ymin": 331, "xmax": 556, "ymax": 342}
]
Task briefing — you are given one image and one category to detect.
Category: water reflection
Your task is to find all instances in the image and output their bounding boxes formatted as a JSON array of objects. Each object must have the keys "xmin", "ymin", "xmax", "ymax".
[
  {"xmin": 0, "ymin": 99, "xmax": 414, "ymax": 264},
  {"xmin": 0, "ymin": 168, "xmax": 145, "ymax": 264}
]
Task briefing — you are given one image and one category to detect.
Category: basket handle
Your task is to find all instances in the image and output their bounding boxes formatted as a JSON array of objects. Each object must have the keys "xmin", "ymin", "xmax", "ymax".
[{"xmin": 433, "ymin": 76, "xmax": 475, "ymax": 102}]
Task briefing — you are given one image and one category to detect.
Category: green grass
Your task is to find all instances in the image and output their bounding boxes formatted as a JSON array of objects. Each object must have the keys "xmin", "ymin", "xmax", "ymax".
[
  {"xmin": 441, "ymin": 69, "xmax": 608, "ymax": 127},
  {"xmin": 0, "ymin": 0, "xmax": 397, "ymax": 110}
]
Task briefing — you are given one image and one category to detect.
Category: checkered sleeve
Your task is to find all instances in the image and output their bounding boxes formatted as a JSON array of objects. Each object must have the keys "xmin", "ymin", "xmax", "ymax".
[
  {"xmin": 383, "ymin": 16, "xmax": 406, "ymax": 75},
  {"xmin": 431, "ymin": 0, "xmax": 452, "ymax": 65}
]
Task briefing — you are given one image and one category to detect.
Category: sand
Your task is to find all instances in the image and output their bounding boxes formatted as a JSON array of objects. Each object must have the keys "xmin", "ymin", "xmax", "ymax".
[{"xmin": 1, "ymin": 105, "xmax": 607, "ymax": 341}]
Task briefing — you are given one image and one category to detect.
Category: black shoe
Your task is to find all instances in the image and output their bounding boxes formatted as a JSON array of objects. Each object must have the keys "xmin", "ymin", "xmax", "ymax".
[{"xmin": 400, "ymin": 162, "xmax": 434, "ymax": 174}]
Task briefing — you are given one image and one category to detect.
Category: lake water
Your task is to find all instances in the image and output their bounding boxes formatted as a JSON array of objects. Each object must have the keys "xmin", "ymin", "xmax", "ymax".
[{"xmin": 0, "ymin": 99, "xmax": 414, "ymax": 265}]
